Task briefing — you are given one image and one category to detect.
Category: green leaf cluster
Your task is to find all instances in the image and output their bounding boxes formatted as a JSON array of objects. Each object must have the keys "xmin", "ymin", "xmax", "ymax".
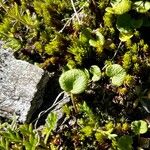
[{"xmin": 0, "ymin": 112, "xmax": 58, "ymax": 149}]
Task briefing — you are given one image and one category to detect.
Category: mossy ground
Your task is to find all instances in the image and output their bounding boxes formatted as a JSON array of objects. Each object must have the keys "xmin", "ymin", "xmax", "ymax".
[{"xmin": 1, "ymin": 0, "xmax": 150, "ymax": 149}]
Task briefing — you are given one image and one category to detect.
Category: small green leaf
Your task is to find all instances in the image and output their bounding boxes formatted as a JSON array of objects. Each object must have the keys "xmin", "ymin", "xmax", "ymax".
[
  {"xmin": 42, "ymin": 112, "xmax": 57, "ymax": 144},
  {"xmin": 19, "ymin": 124, "xmax": 33, "ymax": 135},
  {"xmin": 111, "ymin": 74, "xmax": 126, "ymax": 87},
  {"xmin": 83, "ymin": 68, "xmax": 90, "ymax": 80},
  {"xmin": 89, "ymin": 31, "xmax": 105, "ymax": 48},
  {"xmin": 116, "ymin": 14, "xmax": 143, "ymax": 36},
  {"xmin": 45, "ymin": 112, "xmax": 57, "ymax": 131},
  {"xmin": 89, "ymin": 39, "xmax": 97, "ymax": 47},
  {"xmin": 79, "ymin": 28, "xmax": 92, "ymax": 44},
  {"xmin": 99, "ymin": 128, "xmax": 117, "ymax": 140},
  {"xmin": 134, "ymin": 1, "xmax": 150, "ymax": 13},
  {"xmin": 106, "ymin": 64, "xmax": 124, "ymax": 77},
  {"xmin": 0, "ymin": 137, "xmax": 9, "ymax": 150},
  {"xmin": 111, "ymin": 0, "xmax": 132, "ymax": 15},
  {"xmin": 95, "ymin": 31, "xmax": 105, "ymax": 45},
  {"xmin": 59, "ymin": 69, "xmax": 88, "ymax": 94},
  {"xmin": 108, "ymin": 133, "xmax": 118, "ymax": 140},
  {"xmin": 116, "ymin": 13, "xmax": 133, "ymax": 33},
  {"xmin": 90, "ymin": 65, "xmax": 101, "ymax": 82},
  {"xmin": 119, "ymin": 32, "xmax": 134, "ymax": 42},
  {"xmin": 2, "ymin": 128, "xmax": 21, "ymax": 143},
  {"xmin": 106, "ymin": 64, "xmax": 126, "ymax": 87},
  {"xmin": 131, "ymin": 120, "xmax": 148, "ymax": 134},
  {"xmin": 117, "ymin": 135, "xmax": 133, "ymax": 150}
]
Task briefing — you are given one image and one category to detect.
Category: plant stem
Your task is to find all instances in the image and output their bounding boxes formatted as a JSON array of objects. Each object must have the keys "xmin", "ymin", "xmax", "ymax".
[
  {"xmin": 111, "ymin": 41, "xmax": 122, "ymax": 60},
  {"xmin": 44, "ymin": 130, "xmax": 51, "ymax": 144},
  {"xmin": 71, "ymin": 93, "xmax": 78, "ymax": 113}
]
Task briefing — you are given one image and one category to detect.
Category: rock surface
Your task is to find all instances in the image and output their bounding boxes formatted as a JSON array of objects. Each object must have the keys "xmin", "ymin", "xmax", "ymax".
[{"xmin": 0, "ymin": 48, "xmax": 49, "ymax": 122}]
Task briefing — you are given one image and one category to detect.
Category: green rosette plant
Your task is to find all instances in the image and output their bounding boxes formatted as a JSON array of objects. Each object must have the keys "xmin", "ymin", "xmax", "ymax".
[{"xmin": 59, "ymin": 69, "xmax": 89, "ymax": 112}]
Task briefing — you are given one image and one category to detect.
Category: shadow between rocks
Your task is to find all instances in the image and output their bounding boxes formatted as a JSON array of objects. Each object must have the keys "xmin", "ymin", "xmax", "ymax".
[{"xmin": 30, "ymin": 72, "xmax": 62, "ymax": 127}]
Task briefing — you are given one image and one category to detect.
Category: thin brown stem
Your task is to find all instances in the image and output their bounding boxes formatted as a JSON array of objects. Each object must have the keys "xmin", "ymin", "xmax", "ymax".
[{"xmin": 71, "ymin": 93, "xmax": 78, "ymax": 113}]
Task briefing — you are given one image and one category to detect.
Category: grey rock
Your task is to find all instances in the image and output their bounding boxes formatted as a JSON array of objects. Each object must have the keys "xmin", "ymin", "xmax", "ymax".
[{"xmin": 0, "ymin": 48, "xmax": 49, "ymax": 122}]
